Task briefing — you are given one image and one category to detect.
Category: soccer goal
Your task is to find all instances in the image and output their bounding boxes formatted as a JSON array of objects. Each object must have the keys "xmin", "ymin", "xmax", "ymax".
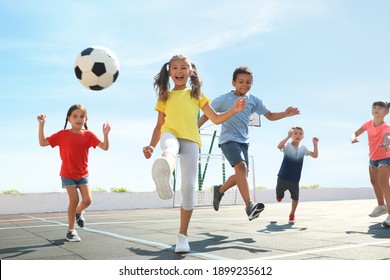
[
  {"xmin": 172, "ymin": 153, "xmax": 257, "ymax": 208},
  {"xmin": 170, "ymin": 116, "xmax": 259, "ymax": 207}
]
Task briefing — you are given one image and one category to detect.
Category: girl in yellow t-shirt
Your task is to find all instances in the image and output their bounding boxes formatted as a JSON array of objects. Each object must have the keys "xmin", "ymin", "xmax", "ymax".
[{"xmin": 143, "ymin": 54, "xmax": 246, "ymax": 253}]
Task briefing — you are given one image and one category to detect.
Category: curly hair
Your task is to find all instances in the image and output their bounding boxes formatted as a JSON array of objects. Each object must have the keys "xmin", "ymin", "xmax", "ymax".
[{"xmin": 232, "ymin": 66, "xmax": 253, "ymax": 81}]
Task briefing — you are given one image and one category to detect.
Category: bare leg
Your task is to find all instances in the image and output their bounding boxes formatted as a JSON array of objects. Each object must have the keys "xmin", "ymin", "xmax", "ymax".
[
  {"xmin": 66, "ymin": 187, "xmax": 79, "ymax": 230},
  {"xmin": 369, "ymin": 165, "xmax": 385, "ymax": 206},
  {"xmin": 220, "ymin": 174, "xmax": 237, "ymax": 193},
  {"xmin": 233, "ymin": 161, "xmax": 251, "ymax": 207},
  {"xmin": 291, "ymin": 200, "xmax": 298, "ymax": 216},
  {"xmin": 179, "ymin": 208, "xmax": 193, "ymax": 236},
  {"xmin": 378, "ymin": 166, "xmax": 390, "ymax": 214},
  {"xmin": 76, "ymin": 185, "xmax": 92, "ymax": 214}
]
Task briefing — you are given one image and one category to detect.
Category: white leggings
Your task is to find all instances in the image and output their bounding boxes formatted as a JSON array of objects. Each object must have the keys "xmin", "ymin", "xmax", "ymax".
[{"xmin": 160, "ymin": 132, "xmax": 198, "ymax": 210}]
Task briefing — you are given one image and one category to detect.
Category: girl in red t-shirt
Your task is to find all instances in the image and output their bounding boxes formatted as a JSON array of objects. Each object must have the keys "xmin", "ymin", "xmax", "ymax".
[{"xmin": 37, "ymin": 104, "xmax": 110, "ymax": 241}]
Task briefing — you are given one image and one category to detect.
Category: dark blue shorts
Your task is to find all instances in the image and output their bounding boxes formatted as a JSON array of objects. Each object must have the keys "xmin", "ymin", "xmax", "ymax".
[{"xmin": 220, "ymin": 141, "xmax": 249, "ymax": 168}]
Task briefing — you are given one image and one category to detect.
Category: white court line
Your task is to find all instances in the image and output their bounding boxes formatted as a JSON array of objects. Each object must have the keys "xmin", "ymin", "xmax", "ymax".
[
  {"xmin": 24, "ymin": 215, "xmax": 232, "ymax": 260},
  {"xmin": 0, "ymin": 220, "xmax": 177, "ymax": 230},
  {"xmin": 251, "ymin": 239, "xmax": 390, "ymax": 260},
  {"xmin": 0, "ymin": 224, "xmax": 64, "ymax": 230},
  {"xmin": 0, "ymin": 217, "xmax": 239, "ymax": 230}
]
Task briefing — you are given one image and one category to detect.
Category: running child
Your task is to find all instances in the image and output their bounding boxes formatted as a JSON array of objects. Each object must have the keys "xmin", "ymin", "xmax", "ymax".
[
  {"xmin": 198, "ymin": 66, "xmax": 300, "ymax": 221},
  {"xmin": 143, "ymin": 55, "xmax": 246, "ymax": 253},
  {"xmin": 351, "ymin": 100, "xmax": 390, "ymax": 227},
  {"xmin": 276, "ymin": 127, "xmax": 319, "ymax": 223},
  {"xmin": 37, "ymin": 104, "xmax": 110, "ymax": 241}
]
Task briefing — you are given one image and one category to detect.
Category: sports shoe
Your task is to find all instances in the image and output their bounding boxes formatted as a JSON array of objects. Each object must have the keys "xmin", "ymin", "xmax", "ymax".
[
  {"xmin": 383, "ymin": 214, "xmax": 390, "ymax": 227},
  {"xmin": 213, "ymin": 185, "xmax": 224, "ymax": 211},
  {"xmin": 175, "ymin": 233, "xmax": 190, "ymax": 253},
  {"xmin": 276, "ymin": 196, "xmax": 282, "ymax": 202},
  {"xmin": 368, "ymin": 205, "xmax": 387, "ymax": 217},
  {"xmin": 289, "ymin": 214, "xmax": 295, "ymax": 223},
  {"xmin": 152, "ymin": 157, "xmax": 173, "ymax": 200},
  {"xmin": 65, "ymin": 229, "xmax": 81, "ymax": 242},
  {"xmin": 76, "ymin": 211, "xmax": 85, "ymax": 228},
  {"xmin": 245, "ymin": 201, "xmax": 265, "ymax": 221}
]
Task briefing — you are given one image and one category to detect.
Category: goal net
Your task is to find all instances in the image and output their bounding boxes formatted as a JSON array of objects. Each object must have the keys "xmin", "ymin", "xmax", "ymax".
[{"xmin": 172, "ymin": 153, "xmax": 256, "ymax": 207}]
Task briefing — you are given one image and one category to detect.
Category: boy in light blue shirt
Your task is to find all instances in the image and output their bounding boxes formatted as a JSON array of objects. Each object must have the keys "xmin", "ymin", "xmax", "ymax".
[{"xmin": 198, "ymin": 66, "xmax": 300, "ymax": 221}]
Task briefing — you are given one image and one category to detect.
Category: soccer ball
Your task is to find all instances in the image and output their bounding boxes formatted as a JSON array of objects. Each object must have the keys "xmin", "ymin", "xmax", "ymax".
[{"xmin": 74, "ymin": 46, "xmax": 119, "ymax": 91}]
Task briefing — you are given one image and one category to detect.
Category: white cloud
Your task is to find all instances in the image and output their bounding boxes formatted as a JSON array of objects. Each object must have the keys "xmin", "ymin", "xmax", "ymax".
[{"xmin": 5, "ymin": 0, "xmax": 324, "ymax": 68}]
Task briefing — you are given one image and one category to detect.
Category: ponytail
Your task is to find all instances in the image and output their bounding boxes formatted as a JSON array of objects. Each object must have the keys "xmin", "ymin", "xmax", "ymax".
[
  {"xmin": 153, "ymin": 62, "xmax": 170, "ymax": 102},
  {"xmin": 189, "ymin": 63, "xmax": 202, "ymax": 99}
]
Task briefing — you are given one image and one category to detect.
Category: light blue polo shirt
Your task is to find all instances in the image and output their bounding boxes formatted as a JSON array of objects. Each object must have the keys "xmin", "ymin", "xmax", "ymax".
[{"xmin": 210, "ymin": 91, "xmax": 269, "ymax": 144}]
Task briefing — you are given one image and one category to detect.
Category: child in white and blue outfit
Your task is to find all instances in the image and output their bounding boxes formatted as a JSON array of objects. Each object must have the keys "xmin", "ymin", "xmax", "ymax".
[{"xmin": 276, "ymin": 127, "xmax": 319, "ymax": 223}]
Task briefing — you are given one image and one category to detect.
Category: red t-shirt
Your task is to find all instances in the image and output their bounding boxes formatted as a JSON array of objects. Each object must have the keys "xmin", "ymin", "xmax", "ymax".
[{"xmin": 47, "ymin": 130, "xmax": 101, "ymax": 179}]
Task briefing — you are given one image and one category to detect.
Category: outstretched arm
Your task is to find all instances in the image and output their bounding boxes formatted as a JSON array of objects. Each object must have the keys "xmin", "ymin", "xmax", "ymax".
[
  {"xmin": 264, "ymin": 106, "xmax": 300, "ymax": 121},
  {"xmin": 98, "ymin": 122, "xmax": 111, "ymax": 151},
  {"xmin": 201, "ymin": 97, "xmax": 246, "ymax": 125},
  {"xmin": 351, "ymin": 127, "xmax": 365, "ymax": 143},
  {"xmin": 37, "ymin": 114, "xmax": 50, "ymax": 147},
  {"xmin": 143, "ymin": 111, "xmax": 165, "ymax": 159}
]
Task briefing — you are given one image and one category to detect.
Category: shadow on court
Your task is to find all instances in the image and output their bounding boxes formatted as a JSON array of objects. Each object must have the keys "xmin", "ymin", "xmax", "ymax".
[
  {"xmin": 128, "ymin": 233, "xmax": 269, "ymax": 260},
  {"xmin": 0, "ymin": 239, "xmax": 65, "ymax": 259},
  {"xmin": 1, "ymin": 199, "xmax": 390, "ymax": 260},
  {"xmin": 346, "ymin": 222, "xmax": 390, "ymax": 239}
]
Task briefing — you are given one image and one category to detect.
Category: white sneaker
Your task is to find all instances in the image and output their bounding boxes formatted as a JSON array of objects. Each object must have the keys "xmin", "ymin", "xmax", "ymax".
[
  {"xmin": 152, "ymin": 158, "xmax": 173, "ymax": 200},
  {"xmin": 65, "ymin": 229, "xmax": 81, "ymax": 242},
  {"xmin": 368, "ymin": 205, "xmax": 387, "ymax": 217},
  {"xmin": 383, "ymin": 214, "xmax": 390, "ymax": 227},
  {"xmin": 175, "ymin": 234, "xmax": 190, "ymax": 253}
]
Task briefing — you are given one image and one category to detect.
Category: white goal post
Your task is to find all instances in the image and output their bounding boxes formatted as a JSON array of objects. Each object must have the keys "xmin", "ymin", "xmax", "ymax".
[{"xmin": 172, "ymin": 153, "xmax": 257, "ymax": 207}]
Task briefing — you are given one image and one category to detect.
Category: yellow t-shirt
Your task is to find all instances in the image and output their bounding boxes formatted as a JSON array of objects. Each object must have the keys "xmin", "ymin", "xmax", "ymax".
[{"xmin": 155, "ymin": 89, "xmax": 210, "ymax": 147}]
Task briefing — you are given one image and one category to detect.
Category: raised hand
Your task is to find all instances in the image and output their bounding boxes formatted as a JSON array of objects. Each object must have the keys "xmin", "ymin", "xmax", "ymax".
[
  {"xmin": 285, "ymin": 106, "xmax": 300, "ymax": 117},
  {"xmin": 37, "ymin": 114, "xmax": 46, "ymax": 124},
  {"xmin": 102, "ymin": 122, "xmax": 111, "ymax": 135}
]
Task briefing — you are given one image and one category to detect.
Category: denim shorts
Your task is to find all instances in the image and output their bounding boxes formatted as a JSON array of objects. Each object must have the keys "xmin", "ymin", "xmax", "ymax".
[
  {"xmin": 220, "ymin": 141, "xmax": 249, "ymax": 168},
  {"xmin": 369, "ymin": 158, "xmax": 390, "ymax": 168},
  {"xmin": 61, "ymin": 176, "xmax": 89, "ymax": 188}
]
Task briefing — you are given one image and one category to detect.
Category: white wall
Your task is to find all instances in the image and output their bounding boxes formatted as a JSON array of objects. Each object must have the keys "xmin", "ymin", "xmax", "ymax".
[{"xmin": 0, "ymin": 188, "xmax": 375, "ymax": 215}]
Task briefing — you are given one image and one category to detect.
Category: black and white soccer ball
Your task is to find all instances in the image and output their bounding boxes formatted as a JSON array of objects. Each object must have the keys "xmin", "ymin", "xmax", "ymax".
[{"xmin": 74, "ymin": 46, "xmax": 119, "ymax": 91}]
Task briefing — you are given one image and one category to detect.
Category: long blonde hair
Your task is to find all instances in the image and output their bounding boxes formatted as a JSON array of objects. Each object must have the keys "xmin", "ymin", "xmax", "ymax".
[{"xmin": 153, "ymin": 54, "xmax": 202, "ymax": 102}]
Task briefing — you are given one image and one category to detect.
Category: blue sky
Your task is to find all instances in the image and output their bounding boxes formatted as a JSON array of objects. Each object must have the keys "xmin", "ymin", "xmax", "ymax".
[{"xmin": 1, "ymin": 0, "xmax": 389, "ymax": 194}]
